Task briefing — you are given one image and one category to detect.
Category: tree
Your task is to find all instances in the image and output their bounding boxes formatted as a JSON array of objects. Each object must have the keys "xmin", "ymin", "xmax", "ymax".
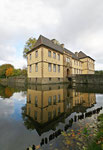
[
  {"xmin": 23, "ymin": 37, "xmax": 37, "ymax": 59},
  {"xmin": 6, "ymin": 67, "xmax": 14, "ymax": 78},
  {"xmin": 0, "ymin": 64, "xmax": 14, "ymax": 78}
]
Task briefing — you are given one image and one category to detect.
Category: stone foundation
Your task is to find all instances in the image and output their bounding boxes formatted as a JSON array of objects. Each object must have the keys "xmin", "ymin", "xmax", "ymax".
[{"xmin": 28, "ymin": 77, "xmax": 69, "ymax": 84}]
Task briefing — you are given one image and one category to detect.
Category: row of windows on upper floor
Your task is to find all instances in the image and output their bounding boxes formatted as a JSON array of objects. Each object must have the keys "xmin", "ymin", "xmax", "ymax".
[
  {"xmin": 29, "ymin": 50, "xmax": 71, "ymax": 63},
  {"xmin": 73, "ymin": 60, "xmax": 82, "ymax": 67},
  {"xmin": 28, "ymin": 94, "xmax": 61, "ymax": 106},
  {"xmin": 73, "ymin": 68, "xmax": 82, "ymax": 74},
  {"xmin": 29, "ymin": 50, "xmax": 61, "ymax": 60},
  {"xmin": 29, "ymin": 63, "xmax": 61, "ymax": 73},
  {"xmin": 28, "ymin": 107, "xmax": 61, "ymax": 121}
]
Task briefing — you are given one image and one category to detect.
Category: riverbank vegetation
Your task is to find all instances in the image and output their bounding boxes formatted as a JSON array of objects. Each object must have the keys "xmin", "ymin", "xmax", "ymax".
[
  {"xmin": 61, "ymin": 113, "xmax": 103, "ymax": 150},
  {"xmin": 0, "ymin": 64, "xmax": 27, "ymax": 78},
  {"xmin": 95, "ymin": 70, "xmax": 103, "ymax": 75},
  {"xmin": 87, "ymin": 114, "xmax": 103, "ymax": 150}
]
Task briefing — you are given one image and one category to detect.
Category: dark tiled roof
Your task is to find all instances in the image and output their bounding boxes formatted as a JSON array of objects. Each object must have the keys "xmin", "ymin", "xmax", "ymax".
[
  {"xmin": 27, "ymin": 35, "xmax": 64, "ymax": 54},
  {"xmin": 64, "ymin": 48, "xmax": 79, "ymax": 60},
  {"xmin": 78, "ymin": 51, "xmax": 87, "ymax": 58},
  {"xmin": 78, "ymin": 51, "xmax": 95, "ymax": 61},
  {"xmin": 27, "ymin": 35, "xmax": 94, "ymax": 61}
]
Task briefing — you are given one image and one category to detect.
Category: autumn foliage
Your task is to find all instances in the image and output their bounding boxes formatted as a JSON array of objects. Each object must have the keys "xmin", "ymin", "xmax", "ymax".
[
  {"xmin": 6, "ymin": 67, "xmax": 14, "ymax": 77},
  {"xmin": 0, "ymin": 64, "xmax": 27, "ymax": 78}
]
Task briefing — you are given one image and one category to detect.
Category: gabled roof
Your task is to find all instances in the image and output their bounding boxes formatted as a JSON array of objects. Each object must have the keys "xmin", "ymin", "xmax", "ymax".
[
  {"xmin": 64, "ymin": 48, "xmax": 79, "ymax": 60},
  {"xmin": 27, "ymin": 35, "xmax": 64, "ymax": 54},
  {"xmin": 27, "ymin": 35, "xmax": 94, "ymax": 61},
  {"xmin": 78, "ymin": 51, "xmax": 95, "ymax": 61},
  {"xmin": 27, "ymin": 35, "xmax": 80, "ymax": 60}
]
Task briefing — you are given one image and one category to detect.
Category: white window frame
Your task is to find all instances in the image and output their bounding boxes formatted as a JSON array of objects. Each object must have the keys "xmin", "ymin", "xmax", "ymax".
[
  {"xmin": 53, "ymin": 52, "xmax": 56, "ymax": 59},
  {"xmin": 53, "ymin": 64, "xmax": 56, "ymax": 72},
  {"xmin": 35, "ymin": 63, "xmax": 38, "ymax": 72},
  {"xmin": 48, "ymin": 50, "xmax": 51, "ymax": 57},
  {"xmin": 48, "ymin": 63, "xmax": 52, "ymax": 72}
]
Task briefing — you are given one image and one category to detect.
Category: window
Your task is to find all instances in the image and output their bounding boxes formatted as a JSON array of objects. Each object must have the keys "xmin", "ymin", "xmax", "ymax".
[
  {"xmin": 35, "ymin": 63, "xmax": 38, "ymax": 72},
  {"xmin": 48, "ymin": 112, "xmax": 52, "ymax": 121},
  {"xmin": 48, "ymin": 63, "xmax": 52, "ymax": 72},
  {"xmin": 53, "ymin": 64, "xmax": 56, "ymax": 72},
  {"xmin": 66, "ymin": 57, "xmax": 70, "ymax": 62},
  {"xmin": 48, "ymin": 50, "xmax": 51, "ymax": 57},
  {"xmin": 34, "ymin": 111, "xmax": 37, "ymax": 120},
  {"xmin": 58, "ymin": 107, "xmax": 60, "ymax": 114},
  {"xmin": 53, "ymin": 52, "xmax": 56, "ymax": 59},
  {"xmin": 58, "ymin": 78, "xmax": 60, "ymax": 81},
  {"xmin": 35, "ymin": 96, "xmax": 38, "ymax": 107},
  {"xmin": 49, "ymin": 78, "xmax": 51, "ymax": 81},
  {"xmin": 53, "ymin": 110, "xmax": 56, "ymax": 118},
  {"xmin": 28, "ymin": 94, "xmax": 31, "ymax": 103},
  {"xmin": 58, "ymin": 54, "xmax": 60, "ymax": 60},
  {"xmin": 48, "ymin": 96, "xmax": 52, "ymax": 105},
  {"xmin": 53, "ymin": 95, "xmax": 56, "ymax": 105},
  {"xmin": 35, "ymin": 50, "xmax": 38, "ymax": 58},
  {"xmin": 58, "ymin": 94, "xmax": 61, "ymax": 102},
  {"xmin": 30, "ymin": 65, "xmax": 32, "ymax": 73},
  {"xmin": 58, "ymin": 65, "xmax": 60, "ymax": 72},
  {"xmin": 30, "ymin": 54, "xmax": 31, "ymax": 60}
]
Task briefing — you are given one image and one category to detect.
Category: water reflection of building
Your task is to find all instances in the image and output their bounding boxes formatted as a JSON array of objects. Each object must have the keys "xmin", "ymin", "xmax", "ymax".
[
  {"xmin": 25, "ymin": 84, "xmax": 96, "ymax": 134},
  {"xmin": 27, "ymin": 85, "xmax": 65, "ymax": 124}
]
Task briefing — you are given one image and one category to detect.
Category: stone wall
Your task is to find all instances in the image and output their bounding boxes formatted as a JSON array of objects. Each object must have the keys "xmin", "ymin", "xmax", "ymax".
[
  {"xmin": 28, "ymin": 77, "xmax": 69, "ymax": 84},
  {"xmin": 0, "ymin": 76, "xmax": 27, "ymax": 87},
  {"xmin": 73, "ymin": 74, "xmax": 103, "ymax": 85}
]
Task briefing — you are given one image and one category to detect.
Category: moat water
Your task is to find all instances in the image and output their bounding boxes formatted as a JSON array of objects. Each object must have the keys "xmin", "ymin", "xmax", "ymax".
[{"xmin": 0, "ymin": 84, "xmax": 103, "ymax": 150}]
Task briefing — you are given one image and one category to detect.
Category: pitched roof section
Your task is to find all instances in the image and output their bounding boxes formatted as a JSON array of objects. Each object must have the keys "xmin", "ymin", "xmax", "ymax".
[
  {"xmin": 27, "ymin": 35, "xmax": 94, "ymax": 61},
  {"xmin": 78, "ymin": 51, "xmax": 87, "ymax": 58},
  {"xmin": 78, "ymin": 51, "xmax": 95, "ymax": 61},
  {"xmin": 64, "ymin": 48, "xmax": 79, "ymax": 60},
  {"xmin": 27, "ymin": 35, "xmax": 64, "ymax": 54}
]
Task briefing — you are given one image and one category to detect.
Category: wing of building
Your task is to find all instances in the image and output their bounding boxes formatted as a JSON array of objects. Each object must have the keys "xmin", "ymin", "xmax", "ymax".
[{"xmin": 27, "ymin": 35, "xmax": 95, "ymax": 84}]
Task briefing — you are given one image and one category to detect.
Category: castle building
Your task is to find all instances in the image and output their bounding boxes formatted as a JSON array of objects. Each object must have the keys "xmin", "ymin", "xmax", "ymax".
[{"xmin": 27, "ymin": 35, "xmax": 95, "ymax": 84}]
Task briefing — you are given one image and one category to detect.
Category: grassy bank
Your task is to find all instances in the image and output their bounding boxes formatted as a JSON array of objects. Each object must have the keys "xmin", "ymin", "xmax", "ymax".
[{"xmin": 87, "ymin": 114, "xmax": 103, "ymax": 150}]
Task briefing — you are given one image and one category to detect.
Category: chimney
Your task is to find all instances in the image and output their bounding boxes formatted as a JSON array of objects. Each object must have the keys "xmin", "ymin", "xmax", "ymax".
[
  {"xmin": 75, "ymin": 52, "xmax": 78, "ymax": 57},
  {"xmin": 61, "ymin": 44, "xmax": 64, "ymax": 48},
  {"xmin": 51, "ymin": 39, "xmax": 60, "ymax": 45},
  {"xmin": 51, "ymin": 39, "xmax": 57, "ymax": 44}
]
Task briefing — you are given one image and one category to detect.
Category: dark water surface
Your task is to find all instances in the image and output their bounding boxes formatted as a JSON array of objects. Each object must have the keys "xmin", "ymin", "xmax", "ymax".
[{"xmin": 0, "ymin": 84, "xmax": 103, "ymax": 150}]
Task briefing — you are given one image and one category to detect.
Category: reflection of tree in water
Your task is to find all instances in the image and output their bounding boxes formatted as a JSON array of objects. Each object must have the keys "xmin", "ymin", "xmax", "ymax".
[
  {"xmin": 0, "ymin": 84, "xmax": 26, "ymax": 99},
  {"xmin": 22, "ymin": 105, "xmax": 36, "ymax": 130},
  {"xmin": 0, "ymin": 85, "xmax": 14, "ymax": 98},
  {"xmin": 5, "ymin": 87, "xmax": 14, "ymax": 98}
]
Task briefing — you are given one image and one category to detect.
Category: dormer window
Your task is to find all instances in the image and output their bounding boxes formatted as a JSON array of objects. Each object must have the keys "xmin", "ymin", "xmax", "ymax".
[
  {"xmin": 48, "ymin": 50, "xmax": 51, "ymax": 57},
  {"xmin": 30, "ymin": 54, "xmax": 31, "ymax": 60},
  {"xmin": 53, "ymin": 52, "xmax": 56, "ymax": 59},
  {"xmin": 58, "ymin": 54, "xmax": 60, "ymax": 60},
  {"xmin": 66, "ymin": 57, "xmax": 70, "ymax": 62},
  {"xmin": 35, "ymin": 50, "xmax": 38, "ymax": 58}
]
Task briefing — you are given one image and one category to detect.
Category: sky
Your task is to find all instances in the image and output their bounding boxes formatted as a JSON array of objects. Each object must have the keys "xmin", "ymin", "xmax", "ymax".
[{"xmin": 0, "ymin": 0, "xmax": 103, "ymax": 70}]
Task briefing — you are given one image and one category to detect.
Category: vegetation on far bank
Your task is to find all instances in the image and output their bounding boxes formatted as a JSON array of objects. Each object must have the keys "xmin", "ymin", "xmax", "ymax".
[
  {"xmin": 95, "ymin": 70, "xmax": 103, "ymax": 75},
  {"xmin": 87, "ymin": 114, "xmax": 103, "ymax": 150},
  {"xmin": 0, "ymin": 64, "xmax": 27, "ymax": 78}
]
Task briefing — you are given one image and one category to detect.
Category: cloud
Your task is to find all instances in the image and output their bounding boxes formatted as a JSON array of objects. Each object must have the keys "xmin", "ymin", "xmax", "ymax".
[
  {"xmin": 0, "ymin": 98, "xmax": 14, "ymax": 117},
  {"xmin": 0, "ymin": 0, "xmax": 103, "ymax": 69}
]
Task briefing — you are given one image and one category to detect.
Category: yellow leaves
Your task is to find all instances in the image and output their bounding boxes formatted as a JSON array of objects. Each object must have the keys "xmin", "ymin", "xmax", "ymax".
[
  {"xmin": 62, "ymin": 132, "xmax": 67, "ymax": 137},
  {"xmin": 72, "ymin": 134, "xmax": 75, "ymax": 137},
  {"xmin": 36, "ymin": 145, "xmax": 40, "ymax": 149},
  {"xmin": 66, "ymin": 140, "xmax": 71, "ymax": 145},
  {"xmin": 6, "ymin": 67, "xmax": 14, "ymax": 77}
]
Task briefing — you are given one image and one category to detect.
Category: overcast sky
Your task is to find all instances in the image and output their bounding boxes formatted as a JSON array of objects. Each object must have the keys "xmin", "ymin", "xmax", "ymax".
[{"xmin": 0, "ymin": 0, "xmax": 103, "ymax": 70}]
